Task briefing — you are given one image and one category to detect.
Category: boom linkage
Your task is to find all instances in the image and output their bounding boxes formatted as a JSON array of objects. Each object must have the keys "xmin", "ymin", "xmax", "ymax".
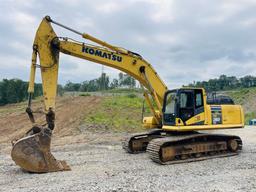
[{"xmin": 27, "ymin": 16, "xmax": 167, "ymax": 129}]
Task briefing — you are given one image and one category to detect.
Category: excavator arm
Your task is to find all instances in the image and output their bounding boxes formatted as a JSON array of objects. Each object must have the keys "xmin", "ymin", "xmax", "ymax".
[
  {"xmin": 28, "ymin": 16, "xmax": 167, "ymax": 128},
  {"xmin": 11, "ymin": 16, "xmax": 167, "ymax": 173}
]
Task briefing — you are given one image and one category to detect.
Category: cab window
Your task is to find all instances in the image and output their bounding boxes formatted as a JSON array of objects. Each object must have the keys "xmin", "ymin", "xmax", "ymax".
[
  {"xmin": 180, "ymin": 92, "xmax": 193, "ymax": 108},
  {"xmin": 165, "ymin": 92, "xmax": 176, "ymax": 114},
  {"xmin": 195, "ymin": 90, "xmax": 203, "ymax": 108}
]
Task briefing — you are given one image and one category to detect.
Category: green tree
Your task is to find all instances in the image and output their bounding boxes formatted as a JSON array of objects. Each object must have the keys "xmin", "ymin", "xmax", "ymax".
[
  {"xmin": 0, "ymin": 79, "xmax": 43, "ymax": 106},
  {"xmin": 64, "ymin": 81, "xmax": 81, "ymax": 91},
  {"xmin": 97, "ymin": 73, "xmax": 109, "ymax": 91},
  {"xmin": 110, "ymin": 78, "xmax": 119, "ymax": 89},
  {"xmin": 188, "ymin": 75, "xmax": 256, "ymax": 91},
  {"xmin": 118, "ymin": 73, "xmax": 136, "ymax": 88}
]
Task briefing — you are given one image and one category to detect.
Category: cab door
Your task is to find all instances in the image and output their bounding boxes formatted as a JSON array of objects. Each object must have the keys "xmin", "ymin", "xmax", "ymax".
[
  {"xmin": 177, "ymin": 89, "xmax": 205, "ymax": 125},
  {"xmin": 162, "ymin": 90, "xmax": 177, "ymax": 126},
  {"xmin": 177, "ymin": 90, "xmax": 195, "ymax": 123}
]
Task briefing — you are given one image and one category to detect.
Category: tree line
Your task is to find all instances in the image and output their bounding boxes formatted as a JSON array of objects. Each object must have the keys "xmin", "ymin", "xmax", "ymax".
[
  {"xmin": 0, "ymin": 73, "xmax": 136, "ymax": 105},
  {"xmin": 187, "ymin": 75, "xmax": 256, "ymax": 91},
  {"xmin": 64, "ymin": 72, "xmax": 136, "ymax": 92},
  {"xmin": 1, "ymin": 74, "xmax": 255, "ymax": 106},
  {"xmin": 0, "ymin": 79, "xmax": 42, "ymax": 106}
]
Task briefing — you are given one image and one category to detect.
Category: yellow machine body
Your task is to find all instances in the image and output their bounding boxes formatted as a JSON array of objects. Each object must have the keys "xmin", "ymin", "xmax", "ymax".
[
  {"xmin": 162, "ymin": 104, "xmax": 244, "ymax": 131},
  {"xmin": 144, "ymin": 88, "xmax": 244, "ymax": 130},
  {"xmin": 163, "ymin": 89, "xmax": 244, "ymax": 131}
]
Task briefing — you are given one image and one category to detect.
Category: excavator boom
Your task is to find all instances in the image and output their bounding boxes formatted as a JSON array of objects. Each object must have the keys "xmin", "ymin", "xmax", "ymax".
[
  {"xmin": 11, "ymin": 16, "xmax": 167, "ymax": 172},
  {"xmin": 29, "ymin": 16, "xmax": 167, "ymax": 123}
]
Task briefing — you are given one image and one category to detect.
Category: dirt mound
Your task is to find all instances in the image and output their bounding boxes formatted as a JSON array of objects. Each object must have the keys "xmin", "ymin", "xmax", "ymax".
[{"xmin": 0, "ymin": 96, "xmax": 102, "ymax": 144}]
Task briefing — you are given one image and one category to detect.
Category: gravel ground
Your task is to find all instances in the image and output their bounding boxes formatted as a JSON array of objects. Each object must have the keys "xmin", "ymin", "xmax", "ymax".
[{"xmin": 0, "ymin": 126, "xmax": 256, "ymax": 192}]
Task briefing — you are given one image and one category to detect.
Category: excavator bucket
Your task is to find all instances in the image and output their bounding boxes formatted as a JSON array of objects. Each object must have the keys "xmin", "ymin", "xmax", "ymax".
[{"xmin": 11, "ymin": 127, "xmax": 70, "ymax": 173}]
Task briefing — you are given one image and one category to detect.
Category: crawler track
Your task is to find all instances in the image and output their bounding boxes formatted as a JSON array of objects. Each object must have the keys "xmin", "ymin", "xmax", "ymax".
[
  {"xmin": 147, "ymin": 133, "xmax": 242, "ymax": 165},
  {"xmin": 122, "ymin": 129, "xmax": 163, "ymax": 153}
]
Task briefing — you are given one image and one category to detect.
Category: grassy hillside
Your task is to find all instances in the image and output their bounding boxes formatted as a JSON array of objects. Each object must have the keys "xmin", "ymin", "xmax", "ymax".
[
  {"xmin": 83, "ymin": 93, "xmax": 151, "ymax": 132},
  {"xmin": 224, "ymin": 87, "xmax": 256, "ymax": 124},
  {"xmin": 83, "ymin": 87, "xmax": 256, "ymax": 128},
  {"xmin": 1, "ymin": 86, "xmax": 253, "ymax": 144}
]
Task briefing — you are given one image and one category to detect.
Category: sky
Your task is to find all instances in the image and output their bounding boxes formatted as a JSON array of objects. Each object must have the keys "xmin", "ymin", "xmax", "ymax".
[{"xmin": 0, "ymin": 0, "xmax": 256, "ymax": 88}]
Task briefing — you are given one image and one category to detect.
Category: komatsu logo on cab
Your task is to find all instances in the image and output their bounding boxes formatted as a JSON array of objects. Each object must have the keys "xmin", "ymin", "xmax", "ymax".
[{"xmin": 82, "ymin": 47, "xmax": 122, "ymax": 62}]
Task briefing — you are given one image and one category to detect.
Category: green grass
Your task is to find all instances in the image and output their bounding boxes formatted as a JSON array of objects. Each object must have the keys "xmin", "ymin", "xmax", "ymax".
[
  {"xmin": 245, "ymin": 112, "xmax": 256, "ymax": 125},
  {"xmin": 84, "ymin": 87, "xmax": 256, "ymax": 128},
  {"xmin": 79, "ymin": 93, "xmax": 91, "ymax": 97},
  {"xmin": 0, "ymin": 106, "xmax": 24, "ymax": 116},
  {"xmin": 103, "ymin": 88, "xmax": 143, "ymax": 94},
  {"xmin": 0, "ymin": 96, "xmax": 43, "ymax": 116},
  {"xmin": 0, "ymin": 100, "xmax": 27, "ymax": 116},
  {"xmin": 84, "ymin": 94, "xmax": 151, "ymax": 132},
  {"xmin": 225, "ymin": 87, "xmax": 256, "ymax": 105}
]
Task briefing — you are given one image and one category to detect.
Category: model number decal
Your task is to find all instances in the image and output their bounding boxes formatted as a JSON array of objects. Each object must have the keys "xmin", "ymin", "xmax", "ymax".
[
  {"xmin": 82, "ymin": 47, "xmax": 122, "ymax": 62},
  {"xmin": 211, "ymin": 106, "xmax": 222, "ymax": 125}
]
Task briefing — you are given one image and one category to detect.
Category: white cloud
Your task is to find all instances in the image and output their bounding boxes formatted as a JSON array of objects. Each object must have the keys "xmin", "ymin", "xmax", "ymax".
[
  {"xmin": 95, "ymin": 1, "xmax": 124, "ymax": 14},
  {"xmin": 9, "ymin": 41, "xmax": 31, "ymax": 55},
  {"xmin": 52, "ymin": 0, "xmax": 82, "ymax": 7},
  {"xmin": 0, "ymin": 0, "xmax": 256, "ymax": 89},
  {"xmin": 5, "ymin": 11, "xmax": 38, "ymax": 40},
  {"xmin": 150, "ymin": 0, "xmax": 175, "ymax": 23}
]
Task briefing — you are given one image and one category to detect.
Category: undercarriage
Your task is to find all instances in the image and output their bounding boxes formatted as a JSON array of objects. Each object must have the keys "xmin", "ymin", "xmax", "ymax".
[{"xmin": 122, "ymin": 129, "xmax": 242, "ymax": 164}]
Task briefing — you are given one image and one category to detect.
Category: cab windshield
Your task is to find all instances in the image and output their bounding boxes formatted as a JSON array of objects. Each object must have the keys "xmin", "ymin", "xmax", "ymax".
[{"xmin": 164, "ymin": 92, "xmax": 176, "ymax": 114}]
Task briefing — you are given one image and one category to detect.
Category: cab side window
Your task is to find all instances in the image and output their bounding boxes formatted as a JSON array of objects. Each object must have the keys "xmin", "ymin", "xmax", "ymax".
[
  {"xmin": 180, "ymin": 92, "xmax": 193, "ymax": 108},
  {"xmin": 195, "ymin": 90, "xmax": 203, "ymax": 108}
]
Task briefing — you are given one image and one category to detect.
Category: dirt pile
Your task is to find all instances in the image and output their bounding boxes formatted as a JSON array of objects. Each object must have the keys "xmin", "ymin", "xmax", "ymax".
[{"xmin": 0, "ymin": 96, "xmax": 102, "ymax": 146}]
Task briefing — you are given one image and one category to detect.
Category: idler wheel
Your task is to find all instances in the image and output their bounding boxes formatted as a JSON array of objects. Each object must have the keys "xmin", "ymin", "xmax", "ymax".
[{"xmin": 227, "ymin": 139, "xmax": 238, "ymax": 152}]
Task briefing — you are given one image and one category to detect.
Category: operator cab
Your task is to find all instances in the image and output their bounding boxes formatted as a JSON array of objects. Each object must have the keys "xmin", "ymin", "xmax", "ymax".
[{"xmin": 162, "ymin": 88, "xmax": 204, "ymax": 126}]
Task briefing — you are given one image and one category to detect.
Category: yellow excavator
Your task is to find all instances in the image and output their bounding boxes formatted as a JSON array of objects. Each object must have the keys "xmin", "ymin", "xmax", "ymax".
[{"xmin": 11, "ymin": 16, "xmax": 244, "ymax": 172}]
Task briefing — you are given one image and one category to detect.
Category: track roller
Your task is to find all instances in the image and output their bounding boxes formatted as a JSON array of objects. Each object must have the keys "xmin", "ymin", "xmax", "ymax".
[{"xmin": 147, "ymin": 133, "xmax": 242, "ymax": 165}]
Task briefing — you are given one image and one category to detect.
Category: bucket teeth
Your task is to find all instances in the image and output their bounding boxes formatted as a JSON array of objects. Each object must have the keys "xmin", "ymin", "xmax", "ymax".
[{"xmin": 11, "ymin": 127, "xmax": 70, "ymax": 173}]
